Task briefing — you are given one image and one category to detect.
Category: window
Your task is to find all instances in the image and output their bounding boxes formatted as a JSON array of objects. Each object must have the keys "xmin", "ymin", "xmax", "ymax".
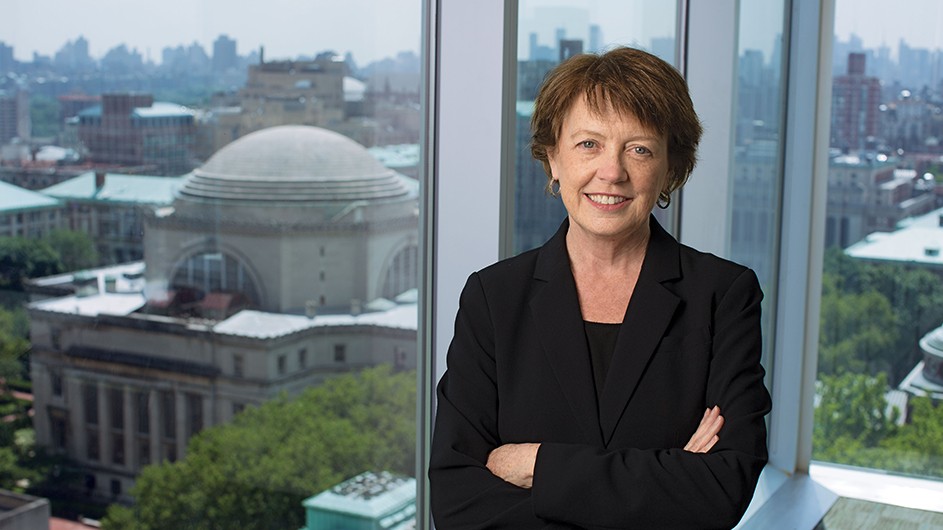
[
  {"xmin": 812, "ymin": 0, "xmax": 943, "ymax": 484},
  {"xmin": 86, "ymin": 430, "xmax": 100, "ymax": 461},
  {"xmin": 233, "ymin": 354, "xmax": 244, "ymax": 378},
  {"xmin": 277, "ymin": 354, "xmax": 286, "ymax": 375},
  {"xmin": 51, "ymin": 371, "xmax": 63, "ymax": 397},
  {"xmin": 109, "ymin": 387, "xmax": 124, "ymax": 430},
  {"xmin": 185, "ymin": 393, "xmax": 203, "ymax": 439},
  {"xmin": 112, "ymin": 433, "xmax": 125, "ymax": 465},
  {"xmin": 160, "ymin": 391, "xmax": 175, "ymax": 440},
  {"xmin": 13, "ymin": 0, "xmax": 427, "ymax": 527},
  {"xmin": 135, "ymin": 391, "xmax": 150, "ymax": 434},
  {"xmin": 83, "ymin": 383, "xmax": 98, "ymax": 425}
]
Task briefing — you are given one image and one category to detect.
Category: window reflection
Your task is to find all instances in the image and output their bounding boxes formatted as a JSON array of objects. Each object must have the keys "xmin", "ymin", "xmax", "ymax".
[{"xmin": 730, "ymin": 0, "xmax": 788, "ymax": 381}]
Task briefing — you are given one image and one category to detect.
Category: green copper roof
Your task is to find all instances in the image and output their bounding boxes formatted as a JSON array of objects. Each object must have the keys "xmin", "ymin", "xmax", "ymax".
[
  {"xmin": 0, "ymin": 180, "xmax": 61, "ymax": 213},
  {"xmin": 41, "ymin": 172, "xmax": 185, "ymax": 205}
]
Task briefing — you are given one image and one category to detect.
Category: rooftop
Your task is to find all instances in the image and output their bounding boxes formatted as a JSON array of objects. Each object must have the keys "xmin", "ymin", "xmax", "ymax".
[
  {"xmin": 845, "ymin": 207, "xmax": 943, "ymax": 267},
  {"xmin": 28, "ymin": 265, "xmax": 417, "ymax": 338},
  {"xmin": 179, "ymin": 125, "xmax": 415, "ymax": 204},
  {"xmin": 78, "ymin": 101, "xmax": 194, "ymax": 119},
  {"xmin": 40, "ymin": 172, "xmax": 184, "ymax": 205},
  {"xmin": 0, "ymin": 180, "xmax": 60, "ymax": 213},
  {"xmin": 302, "ymin": 471, "xmax": 416, "ymax": 520}
]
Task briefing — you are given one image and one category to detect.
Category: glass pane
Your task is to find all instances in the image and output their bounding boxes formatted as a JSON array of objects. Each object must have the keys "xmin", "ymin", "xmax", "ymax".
[
  {"xmin": 814, "ymin": 0, "xmax": 943, "ymax": 480},
  {"xmin": 0, "ymin": 1, "xmax": 423, "ymax": 526},
  {"xmin": 512, "ymin": 0, "xmax": 678, "ymax": 255},
  {"xmin": 730, "ymin": 1, "xmax": 788, "ymax": 382}
]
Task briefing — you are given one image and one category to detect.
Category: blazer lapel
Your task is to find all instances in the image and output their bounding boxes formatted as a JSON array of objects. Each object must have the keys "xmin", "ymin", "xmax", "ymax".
[
  {"xmin": 529, "ymin": 221, "xmax": 604, "ymax": 446},
  {"xmin": 598, "ymin": 217, "xmax": 681, "ymax": 446}
]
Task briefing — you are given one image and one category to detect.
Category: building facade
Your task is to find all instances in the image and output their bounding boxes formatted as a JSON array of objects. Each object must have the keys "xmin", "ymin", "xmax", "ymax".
[
  {"xmin": 29, "ymin": 125, "xmax": 419, "ymax": 502},
  {"xmin": 0, "ymin": 180, "xmax": 62, "ymax": 239},
  {"xmin": 77, "ymin": 94, "xmax": 196, "ymax": 174},
  {"xmin": 831, "ymin": 52, "xmax": 882, "ymax": 152}
]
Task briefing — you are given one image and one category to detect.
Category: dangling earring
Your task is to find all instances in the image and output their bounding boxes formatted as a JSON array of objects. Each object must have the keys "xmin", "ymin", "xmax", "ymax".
[
  {"xmin": 549, "ymin": 179, "xmax": 561, "ymax": 197},
  {"xmin": 657, "ymin": 191, "xmax": 671, "ymax": 209}
]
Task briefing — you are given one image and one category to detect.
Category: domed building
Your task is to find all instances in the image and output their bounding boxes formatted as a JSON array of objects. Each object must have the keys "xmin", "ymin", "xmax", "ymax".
[
  {"xmin": 900, "ymin": 323, "xmax": 943, "ymax": 401},
  {"xmin": 145, "ymin": 125, "xmax": 419, "ymax": 315},
  {"xmin": 28, "ymin": 126, "xmax": 419, "ymax": 502}
]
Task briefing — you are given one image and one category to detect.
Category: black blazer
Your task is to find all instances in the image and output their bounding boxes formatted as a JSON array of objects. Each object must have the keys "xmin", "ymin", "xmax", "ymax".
[{"xmin": 430, "ymin": 217, "xmax": 772, "ymax": 530}]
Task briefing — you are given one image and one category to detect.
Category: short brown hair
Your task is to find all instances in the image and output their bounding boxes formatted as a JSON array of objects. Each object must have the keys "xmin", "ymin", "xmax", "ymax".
[{"xmin": 530, "ymin": 47, "xmax": 702, "ymax": 205}]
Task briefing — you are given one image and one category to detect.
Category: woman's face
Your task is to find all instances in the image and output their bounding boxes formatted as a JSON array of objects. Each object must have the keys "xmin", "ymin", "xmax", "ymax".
[{"xmin": 548, "ymin": 96, "xmax": 670, "ymax": 245}]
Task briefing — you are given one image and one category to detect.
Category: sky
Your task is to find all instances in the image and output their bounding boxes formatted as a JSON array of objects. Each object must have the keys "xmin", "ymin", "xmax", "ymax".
[
  {"xmin": 834, "ymin": 0, "xmax": 943, "ymax": 56},
  {"xmin": 0, "ymin": 0, "xmax": 422, "ymax": 65},
  {"xmin": 2, "ymin": 0, "xmax": 942, "ymax": 66}
]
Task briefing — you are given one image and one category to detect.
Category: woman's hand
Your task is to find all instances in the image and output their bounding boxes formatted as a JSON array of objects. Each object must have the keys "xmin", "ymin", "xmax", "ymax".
[
  {"xmin": 486, "ymin": 442, "xmax": 541, "ymax": 489},
  {"xmin": 684, "ymin": 406, "xmax": 724, "ymax": 453}
]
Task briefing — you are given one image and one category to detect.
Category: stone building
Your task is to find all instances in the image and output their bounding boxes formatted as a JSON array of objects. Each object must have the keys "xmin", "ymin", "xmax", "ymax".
[{"xmin": 29, "ymin": 125, "xmax": 419, "ymax": 502}]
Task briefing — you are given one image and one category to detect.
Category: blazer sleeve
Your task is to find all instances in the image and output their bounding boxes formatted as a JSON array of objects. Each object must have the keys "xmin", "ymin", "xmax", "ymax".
[
  {"xmin": 531, "ymin": 268, "xmax": 771, "ymax": 529},
  {"xmin": 430, "ymin": 272, "xmax": 552, "ymax": 529}
]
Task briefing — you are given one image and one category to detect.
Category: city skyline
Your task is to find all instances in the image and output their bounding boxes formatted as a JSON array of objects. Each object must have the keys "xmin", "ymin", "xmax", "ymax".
[{"xmin": 0, "ymin": 0, "xmax": 421, "ymax": 65}]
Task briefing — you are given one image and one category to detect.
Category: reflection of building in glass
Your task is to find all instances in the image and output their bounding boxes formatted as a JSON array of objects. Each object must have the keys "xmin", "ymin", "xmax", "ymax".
[
  {"xmin": 77, "ymin": 94, "xmax": 196, "ymax": 174},
  {"xmin": 731, "ymin": 140, "xmax": 779, "ymax": 285},
  {"xmin": 831, "ymin": 53, "xmax": 881, "ymax": 152},
  {"xmin": 29, "ymin": 125, "xmax": 419, "ymax": 502},
  {"xmin": 513, "ymin": 102, "xmax": 567, "ymax": 254},
  {"xmin": 301, "ymin": 471, "xmax": 416, "ymax": 530},
  {"xmin": 41, "ymin": 172, "xmax": 183, "ymax": 264},
  {"xmin": 826, "ymin": 154, "xmax": 936, "ymax": 248}
]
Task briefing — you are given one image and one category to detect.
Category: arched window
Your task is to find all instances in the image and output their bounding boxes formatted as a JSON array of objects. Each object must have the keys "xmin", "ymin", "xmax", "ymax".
[
  {"xmin": 381, "ymin": 245, "xmax": 418, "ymax": 300},
  {"xmin": 171, "ymin": 251, "xmax": 260, "ymax": 305}
]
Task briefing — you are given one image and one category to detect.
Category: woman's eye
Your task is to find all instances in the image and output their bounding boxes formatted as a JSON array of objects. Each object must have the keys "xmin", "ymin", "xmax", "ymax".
[
  {"xmin": 579, "ymin": 140, "xmax": 596, "ymax": 149},
  {"xmin": 632, "ymin": 146, "xmax": 652, "ymax": 155}
]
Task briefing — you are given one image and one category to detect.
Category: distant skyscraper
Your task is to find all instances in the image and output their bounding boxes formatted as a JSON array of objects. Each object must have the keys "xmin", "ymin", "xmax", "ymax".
[
  {"xmin": 0, "ymin": 89, "xmax": 30, "ymax": 144},
  {"xmin": 589, "ymin": 24, "xmax": 603, "ymax": 54},
  {"xmin": 831, "ymin": 52, "xmax": 881, "ymax": 151},
  {"xmin": 0, "ymin": 41, "xmax": 13, "ymax": 73},
  {"xmin": 559, "ymin": 39, "xmax": 583, "ymax": 62},
  {"xmin": 212, "ymin": 35, "xmax": 237, "ymax": 72}
]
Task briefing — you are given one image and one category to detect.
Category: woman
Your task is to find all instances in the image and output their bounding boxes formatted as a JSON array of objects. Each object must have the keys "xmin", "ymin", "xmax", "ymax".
[{"xmin": 430, "ymin": 47, "xmax": 771, "ymax": 529}]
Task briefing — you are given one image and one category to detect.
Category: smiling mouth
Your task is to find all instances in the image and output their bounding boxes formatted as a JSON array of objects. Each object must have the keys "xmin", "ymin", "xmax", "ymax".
[{"xmin": 586, "ymin": 194, "xmax": 628, "ymax": 205}]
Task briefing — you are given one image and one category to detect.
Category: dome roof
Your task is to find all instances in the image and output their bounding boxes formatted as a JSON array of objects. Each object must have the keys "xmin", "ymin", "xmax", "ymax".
[
  {"xmin": 178, "ymin": 125, "xmax": 412, "ymax": 203},
  {"xmin": 922, "ymin": 324, "xmax": 943, "ymax": 358}
]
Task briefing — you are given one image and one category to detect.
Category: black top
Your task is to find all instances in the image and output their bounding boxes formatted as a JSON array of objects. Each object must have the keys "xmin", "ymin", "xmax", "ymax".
[{"xmin": 584, "ymin": 321, "xmax": 620, "ymax": 406}]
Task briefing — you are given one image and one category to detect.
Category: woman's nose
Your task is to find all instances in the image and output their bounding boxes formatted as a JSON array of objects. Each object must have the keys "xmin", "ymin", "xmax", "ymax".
[{"xmin": 595, "ymin": 151, "xmax": 628, "ymax": 182}]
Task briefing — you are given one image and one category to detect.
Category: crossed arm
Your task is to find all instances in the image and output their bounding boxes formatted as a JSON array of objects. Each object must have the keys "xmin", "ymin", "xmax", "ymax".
[{"xmin": 486, "ymin": 406, "xmax": 725, "ymax": 489}]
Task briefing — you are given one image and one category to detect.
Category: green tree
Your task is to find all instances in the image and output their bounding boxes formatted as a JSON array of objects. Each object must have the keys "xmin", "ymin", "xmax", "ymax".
[
  {"xmin": 101, "ymin": 365, "xmax": 416, "ymax": 530},
  {"xmin": 813, "ymin": 372, "xmax": 899, "ymax": 464},
  {"xmin": 819, "ymin": 248, "xmax": 943, "ymax": 383},
  {"xmin": 878, "ymin": 397, "xmax": 943, "ymax": 477},
  {"xmin": 818, "ymin": 271, "xmax": 898, "ymax": 376},
  {"xmin": 0, "ymin": 237, "xmax": 63, "ymax": 292},
  {"xmin": 29, "ymin": 95, "xmax": 60, "ymax": 139},
  {"xmin": 0, "ymin": 307, "xmax": 29, "ymax": 382},
  {"xmin": 44, "ymin": 230, "xmax": 99, "ymax": 271}
]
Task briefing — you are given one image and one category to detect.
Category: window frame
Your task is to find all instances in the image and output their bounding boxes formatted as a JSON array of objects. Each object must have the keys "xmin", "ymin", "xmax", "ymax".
[{"xmin": 425, "ymin": 0, "xmax": 943, "ymax": 527}]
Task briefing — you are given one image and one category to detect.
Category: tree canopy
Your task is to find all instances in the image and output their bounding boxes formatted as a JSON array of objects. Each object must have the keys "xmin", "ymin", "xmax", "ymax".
[{"xmin": 102, "ymin": 365, "xmax": 416, "ymax": 530}]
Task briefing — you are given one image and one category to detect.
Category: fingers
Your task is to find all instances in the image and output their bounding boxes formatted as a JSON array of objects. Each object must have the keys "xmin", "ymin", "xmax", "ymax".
[{"xmin": 683, "ymin": 406, "xmax": 724, "ymax": 453}]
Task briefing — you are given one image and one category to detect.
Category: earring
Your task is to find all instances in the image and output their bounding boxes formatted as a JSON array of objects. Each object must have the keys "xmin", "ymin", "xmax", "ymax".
[
  {"xmin": 657, "ymin": 191, "xmax": 671, "ymax": 209},
  {"xmin": 549, "ymin": 179, "xmax": 560, "ymax": 197}
]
